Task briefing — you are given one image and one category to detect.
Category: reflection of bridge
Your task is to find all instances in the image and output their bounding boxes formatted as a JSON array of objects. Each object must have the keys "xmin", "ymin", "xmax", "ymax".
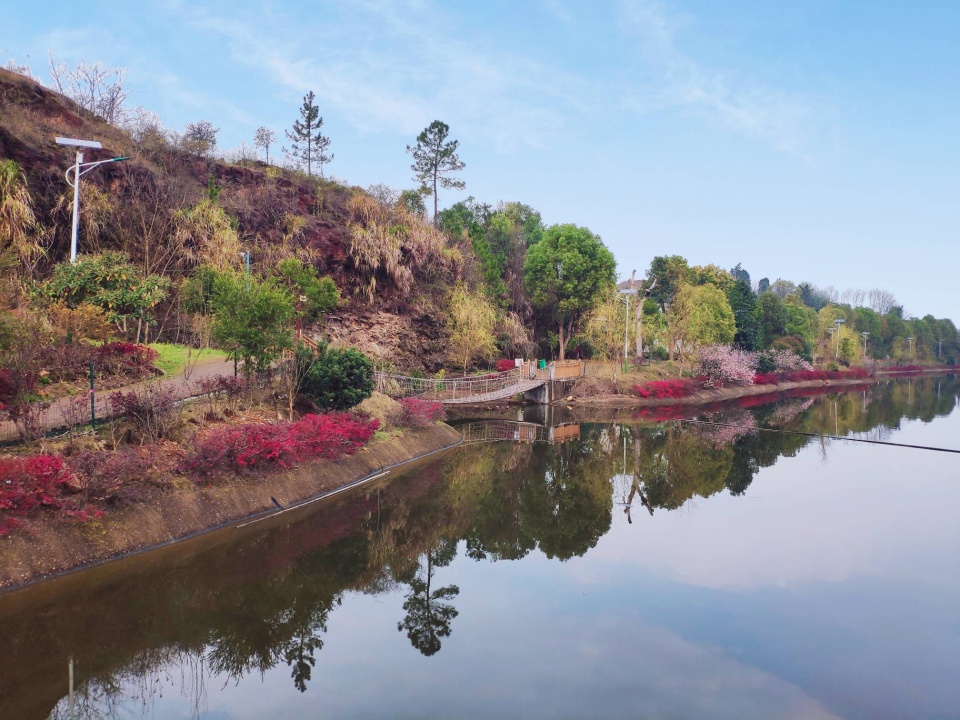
[
  {"xmin": 375, "ymin": 361, "xmax": 584, "ymax": 405},
  {"xmin": 457, "ymin": 420, "xmax": 581, "ymax": 445}
]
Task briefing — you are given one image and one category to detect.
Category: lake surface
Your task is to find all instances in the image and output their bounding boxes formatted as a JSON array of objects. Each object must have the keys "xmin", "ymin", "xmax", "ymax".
[{"xmin": 1, "ymin": 377, "xmax": 958, "ymax": 720}]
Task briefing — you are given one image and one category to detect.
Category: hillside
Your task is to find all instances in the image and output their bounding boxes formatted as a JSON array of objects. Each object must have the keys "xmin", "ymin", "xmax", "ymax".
[{"xmin": 0, "ymin": 67, "xmax": 453, "ymax": 370}]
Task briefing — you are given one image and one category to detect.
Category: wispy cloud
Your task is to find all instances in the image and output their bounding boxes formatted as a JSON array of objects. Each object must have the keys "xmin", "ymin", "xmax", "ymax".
[
  {"xmin": 163, "ymin": 0, "xmax": 591, "ymax": 154},
  {"xmin": 617, "ymin": 0, "xmax": 826, "ymax": 159}
]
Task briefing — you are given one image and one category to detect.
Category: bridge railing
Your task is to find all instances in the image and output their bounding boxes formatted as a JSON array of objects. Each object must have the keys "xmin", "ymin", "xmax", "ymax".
[
  {"xmin": 458, "ymin": 420, "xmax": 582, "ymax": 445},
  {"xmin": 375, "ymin": 368, "xmax": 529, "ymax": 401},
  {"xmin": 375, "ymin": 360, "xmax": 584, "ymax": 403}
]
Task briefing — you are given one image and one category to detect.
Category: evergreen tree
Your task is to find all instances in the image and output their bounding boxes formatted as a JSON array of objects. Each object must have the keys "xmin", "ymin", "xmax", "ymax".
[
  {"xmin": 407, "ymin": 120, "xmax": 465, "ymax": 225},
  {"xmin": 730, "ymin": 262, "xmax": 751, "ymax": 287},
  {"xmin": 726, "ymin": 279, "xmax": 762, "ymax": 350},
  {"xmin": 284, "ymin": 91, "xmax": 332, "ymax": 177}
]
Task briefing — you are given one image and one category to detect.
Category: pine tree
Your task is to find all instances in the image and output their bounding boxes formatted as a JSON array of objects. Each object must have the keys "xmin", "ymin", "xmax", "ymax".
[
  {"xmin": 407, "ymin": 120, "xmax": 465, "ymax": 225},
  {"xmin": 284, "ymin": 92, "xmax": 333, "ymax": 177}
]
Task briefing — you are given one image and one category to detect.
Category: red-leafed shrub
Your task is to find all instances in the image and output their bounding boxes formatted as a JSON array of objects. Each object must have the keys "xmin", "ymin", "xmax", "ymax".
[
  {"xmin": 396, "ymin": 397, "xmax": 445, "ymax": 428},
  {"xmin": 182, "ymin": 413, "xmax": 380, "ymax": 480},
  {"xmin": 496, "ymin": 359, "xmax": 517, "ymax": 372},
  {"xmin": 886, "ymin": 364, "xmax": 923, "ymax": 374},
  {"xmin": 290, "ymin": 412, "xmax": 380, "ymax": 458},
  {"xmin": 66, "ymin": 449, "xmax": 154, "ymax": 507},
  {"xmin": 109, "ymin": 384, "xmax": 179, "ymax": 441},
  {"xmin": 753, "ymin": 373, "xmax": 780, "ymax": 385},
  {"xmin": 0, "ymin": 454, "xmax": 99, "ymax": 535},
  {"xmin": 97, "ymin": 342, "xmax": 158, "ymax": 377},
  {"xmin": 633, "ymin": 378, "xmax": 700, "ymax": 399}
]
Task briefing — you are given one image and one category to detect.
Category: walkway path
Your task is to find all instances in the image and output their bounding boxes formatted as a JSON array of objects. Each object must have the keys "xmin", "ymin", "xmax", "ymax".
[{"xmin": 1, "ymin": 355, "xmax": 237, "ymax": 444}]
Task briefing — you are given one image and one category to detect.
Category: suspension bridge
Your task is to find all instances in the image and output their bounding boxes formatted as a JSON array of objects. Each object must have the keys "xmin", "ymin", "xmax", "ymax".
[{"xmin": 374, "ymin": 360, "xmax": 585, "ymax": 405}]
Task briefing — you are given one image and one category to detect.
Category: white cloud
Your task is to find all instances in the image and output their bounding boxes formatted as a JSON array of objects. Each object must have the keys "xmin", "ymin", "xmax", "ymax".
[
  {"xmin": 617, "ymin": 0, "xmax": 826, "ymax": 160},
  {"xmin": 163, "ymin": 0, "xmax": 591, "ymax": 154}
]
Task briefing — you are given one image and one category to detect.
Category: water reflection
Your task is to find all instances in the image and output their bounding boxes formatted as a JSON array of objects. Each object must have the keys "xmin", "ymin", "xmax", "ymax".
[{"xmin": 0, "ymin": 376, "xmax": 957, "ymax": 719}]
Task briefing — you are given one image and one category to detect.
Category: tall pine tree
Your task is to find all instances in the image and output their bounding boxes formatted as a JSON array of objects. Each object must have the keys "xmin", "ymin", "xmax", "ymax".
[
  {"xmin": 284, "ymin": 91, "xmax": 333, "ymax": 177},
  {"xmin": 407, "ymin": 120, "xmax": 465, "ymax": 225}
]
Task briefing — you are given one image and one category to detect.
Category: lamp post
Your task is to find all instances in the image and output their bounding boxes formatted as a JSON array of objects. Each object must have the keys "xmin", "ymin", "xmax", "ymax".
[
  {"xmin": 906, "ymin": 336, "xmax": 915, "ymax": 361},
  {"xmin": 618, "ymin": 288, "xmax": 637, "ymax": 373},
  {"xmin": 937, "ymin": 338, "xmax": 942, "ymax": 358},
  {"xmin": 861, "ymin": 331, "xmax": 870, "ymax": 360},
  {"xmin": 56, "ymin": 137, "xmax": 129, "ymax": 262},
  {"xmin": 833, "ymin": 318, "xmax": 845, "ymax": 358}
]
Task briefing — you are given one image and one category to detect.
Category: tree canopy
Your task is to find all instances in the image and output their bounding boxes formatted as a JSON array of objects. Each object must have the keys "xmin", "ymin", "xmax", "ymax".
[{"xmin": 523, "ymin": 224, "xmax": 616, "ymax": 360}]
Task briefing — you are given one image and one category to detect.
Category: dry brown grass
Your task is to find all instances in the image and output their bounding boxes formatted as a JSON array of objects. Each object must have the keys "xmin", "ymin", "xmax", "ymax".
[{"xmin": 357, "ymin": 391, "xmax": 401, "ymax": 428}]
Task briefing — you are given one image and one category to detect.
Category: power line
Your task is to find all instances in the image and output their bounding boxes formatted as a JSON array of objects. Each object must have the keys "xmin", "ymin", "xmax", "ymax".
[{"xmin": 677, "ymin": 419, "xmax": 960, "ymax": 454}]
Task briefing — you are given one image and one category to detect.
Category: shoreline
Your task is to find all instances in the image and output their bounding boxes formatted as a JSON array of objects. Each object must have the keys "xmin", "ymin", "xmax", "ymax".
[
  {"xmin": 562, "ymin": 368, "xmax": 956, "ymax": 409},
  {"xmin": 0, "ymin": 423, "xmax": 463, "ymax": 593}
]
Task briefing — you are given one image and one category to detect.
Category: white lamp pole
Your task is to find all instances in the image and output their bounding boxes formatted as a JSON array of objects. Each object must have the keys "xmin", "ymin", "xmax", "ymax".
[
  {"xmin": 834, "ymin": 318, "xmax": 845, "ymax": 358},
  {"xmin": 56, "ymin": 137, "xmax": 129, "ymax": 262},
  {"xmin": 618, "ymin": 288, "xmax": 637, "ymax": 373}
]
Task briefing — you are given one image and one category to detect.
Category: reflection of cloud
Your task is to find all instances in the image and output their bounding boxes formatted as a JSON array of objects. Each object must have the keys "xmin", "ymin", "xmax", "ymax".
[
  {"xmin": 108, "ymin": 583, "xmax": 842, "ymax": 720},
  {"xmin": 594, "ymin": 425, "xmax": 960, "ymax": 591},
  {"xmin": 617, "ymin": 0, "xmax": 826, "ymax": 159}
]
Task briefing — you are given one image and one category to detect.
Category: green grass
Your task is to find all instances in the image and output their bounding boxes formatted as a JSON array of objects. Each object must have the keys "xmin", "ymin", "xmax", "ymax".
[{"xmin": 149, "ymin": 343, "xmax": 229, "ymax": 376}]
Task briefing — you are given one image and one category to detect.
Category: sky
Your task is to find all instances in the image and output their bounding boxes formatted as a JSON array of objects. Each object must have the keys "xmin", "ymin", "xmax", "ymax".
[{"xmin": 3, "ymin": 0, "xmax": 959, "ymax": 321}]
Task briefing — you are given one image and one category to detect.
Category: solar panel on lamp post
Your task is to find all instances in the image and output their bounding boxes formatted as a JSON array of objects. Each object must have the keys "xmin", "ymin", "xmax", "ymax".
[{"xmin": 56, "ymin": 137, "xmax": 129, "ymax": 262}]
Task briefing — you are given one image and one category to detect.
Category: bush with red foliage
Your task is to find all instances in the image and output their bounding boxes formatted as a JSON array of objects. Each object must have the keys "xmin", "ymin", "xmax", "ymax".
[
  {"xmin": 633, "ymin": 378, "xmax": 700, "ymax": 399},
  {"xmin": 0, "ymin": 454, "xmax": 104, "ymax": 535},
  {"xmin": 396, "ymin": 397, "xmax": 445, "ymax": 428},
  {"xmin": 496, "ymin": 359, "xmax": 517, "ymax": 372},
  {"xmin": 753, "ymin": 373, "xmax": 780, "ymax": 385},
  {"xmin": 183, "ymin": 413, "xmax": 380, "ymax": 480},
  {"xmin": 96, "ymin": 342, "xmax": 159, "ymax": 376}
]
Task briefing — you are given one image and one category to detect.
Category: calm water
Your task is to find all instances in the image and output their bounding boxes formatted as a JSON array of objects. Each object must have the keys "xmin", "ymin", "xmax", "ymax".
[{"xmin": 1, "ymin": 377, "xmax": 958, "ymax": 720}]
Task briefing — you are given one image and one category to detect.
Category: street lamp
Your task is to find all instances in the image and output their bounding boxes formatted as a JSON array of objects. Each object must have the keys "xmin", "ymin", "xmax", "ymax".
[
  {"xmin": 937, "ymin": 338, "xmax": 942, "ymax": 358},
  {"xmin": 861, "ymin": 331, "xmax": 870, "ymax": 360},
  {"xmin": 56, "ymin": 137, "xmax": 129, "ymax": 262},
  {"xmin": 906, "ymin": 336, "xmax": 915, "ymax": 361},
  {"xmin": 618, "ymin": 288, "xmax": 637, "ymax": 373},
  {"xmin": 833, "ymin": 318, "xmax": 845, "ymax": 358}
]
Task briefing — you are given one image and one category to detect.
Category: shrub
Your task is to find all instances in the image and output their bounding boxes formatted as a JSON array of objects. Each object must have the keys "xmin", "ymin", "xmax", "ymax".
[
  {"xmin": 633, "ymin": 378, "xmax": 700, "ymax": 399},
  {"xmin": 65, "ymin": 449, "xmax": 153, "ymax": 507},
  {"xmin": 753, "ymin": 373, "xmax": 780, "ymax": 385},
  {"xmin": 696, "ymin": 346, "xmax": 758, "ymax": 388},
  {"xmin": 3, "ymin": 399, "xmax": 50, "ymax": 443},
  {"xmin": 182, "ymin": 412, "xmax": 380, "ymax": 479},
  {"xmin": 97, "ymin": 342, "xmax": 159, "ymax": 376},
  {"xmin": 0, "ymin": 454, "xmax": 102, "ymax": 535},
  {"xmin": 302, "ymin": 347, "xmax": 374, "ymax": 410},
  {"xmin": 196, "ymin": 375, "xmax": 246, "ymax": 417},
  {"xmin": 496, "ymin": 359, "xmax": 517, "ymax": 372},
  {"xmin": 108, "ymin": 384, "xmax": 179, "ymax": 442},
  {"xmin": 396, "ymin": 397, "xmax": 445, "ymax": 427}
]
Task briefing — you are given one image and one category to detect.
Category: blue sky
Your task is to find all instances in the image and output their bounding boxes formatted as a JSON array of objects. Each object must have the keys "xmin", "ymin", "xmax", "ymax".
[{"xmin": 3, "ymin": 0, "xmax": 959, "ymax": 321}]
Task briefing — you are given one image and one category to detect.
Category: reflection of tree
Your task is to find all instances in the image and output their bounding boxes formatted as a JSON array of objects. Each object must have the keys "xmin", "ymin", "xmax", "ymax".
[
  {"xmin": 463, "ymin": 444, "xmax": 537, "ymax": 562},
  {"xmin": 11, "ymin": 377, "xmax": 960, "ymax": 717},
  {"xmin": 397, "ymin": 538, "xmax": 460, "ymax": 656},
  {"xmin": 520, "ymin": 443, "xmax": 613, "ymax": 560}
]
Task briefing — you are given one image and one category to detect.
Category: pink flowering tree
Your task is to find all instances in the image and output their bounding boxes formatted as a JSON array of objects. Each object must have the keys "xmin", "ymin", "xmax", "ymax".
[
  {"xmin": 696, "ymin": 346, "xmax": 758, "ymax": 388},
  {"xmin": 772, "ymin": 349, "xmax": 813, "ymax": 373}
]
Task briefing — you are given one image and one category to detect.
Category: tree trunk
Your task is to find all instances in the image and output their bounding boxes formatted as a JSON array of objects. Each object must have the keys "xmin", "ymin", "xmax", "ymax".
[{"xmin": 433, "ymin": 171, "xmax": 439, "ymax": 227}]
